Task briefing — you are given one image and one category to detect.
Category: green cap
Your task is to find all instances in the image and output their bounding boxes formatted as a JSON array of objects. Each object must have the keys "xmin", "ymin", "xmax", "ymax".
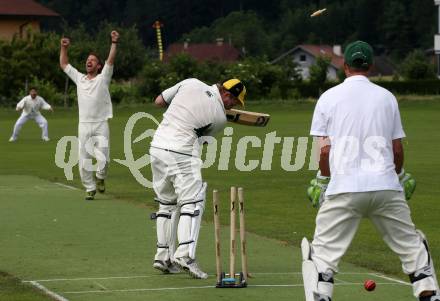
[{"xmin": 344, "ymin": 41, "xmax": 373, "ymax": 69}]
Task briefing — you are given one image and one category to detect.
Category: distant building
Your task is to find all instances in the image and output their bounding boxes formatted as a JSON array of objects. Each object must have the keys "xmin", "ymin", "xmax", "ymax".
[
  {"xmin": 272, "ymin": 44, "xmax": 395, "ymax": 80},
  {"xmin": 272, "ymin": 44, "xmax": 344, "ymax": 80},
  {"xmin": 0, "ymin": 0, "xmax": 59, "ymax": 41},
  {"xmin": 164, "ymin": 38, "xmax": 240, "ymax": 63}
]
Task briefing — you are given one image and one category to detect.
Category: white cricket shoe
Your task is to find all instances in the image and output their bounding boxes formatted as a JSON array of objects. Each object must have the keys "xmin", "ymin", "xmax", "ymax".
[
  {"xmin": 42, "ymin": 136, "xmax": 50, "ymax": 142},
  {"xmin": 9, "ymin": 137, "xmax": 16, "ymax": 142},
  {"xmin": 173, "ymin": 257, "xmax": 208, "ymax": 279},
  {"xmin": 153, "ymin": 260, "xmax": 181, "ymax": 274}
]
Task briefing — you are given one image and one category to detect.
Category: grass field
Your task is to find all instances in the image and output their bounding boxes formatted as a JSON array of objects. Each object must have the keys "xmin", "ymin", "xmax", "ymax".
[{"xmin": 0, "ymin": 99, "xmax": 439, "ymax": 300}]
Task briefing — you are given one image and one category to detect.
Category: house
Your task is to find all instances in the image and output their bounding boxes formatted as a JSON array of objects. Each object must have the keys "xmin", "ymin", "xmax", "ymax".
[
  {"xmin": 272, "ymin": 44, "xmax": 396, "ymax": 80},
  {"xmin": 164, "ymin": 38, "xmax": 240, "ymax": 63},
  {"xmin": 271, "ymin": 44, "xmax": 344, "ymax": 80},
  {"xmin": 0, "ymin": 0, "xmax": 59, "ymax": 41}
]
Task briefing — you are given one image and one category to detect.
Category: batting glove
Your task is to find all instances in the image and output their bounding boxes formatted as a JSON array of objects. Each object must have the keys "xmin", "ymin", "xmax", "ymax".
[
  {"xmin": 307, "ymin": 171, "xmax": 330, "ymax": 208},
  {"xmin": 398, "ymin": 169, "xmax": 416, "ymax": 201}
]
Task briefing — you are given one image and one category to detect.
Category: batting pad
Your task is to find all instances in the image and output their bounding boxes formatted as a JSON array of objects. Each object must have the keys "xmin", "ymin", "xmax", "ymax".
[
  {"xmin": 301, "ymin": 238, "xmax": 319, "ymax": 301},
  {"xmin": 303, "ymin": 260, "xmax": 319, "ymax": 301}
]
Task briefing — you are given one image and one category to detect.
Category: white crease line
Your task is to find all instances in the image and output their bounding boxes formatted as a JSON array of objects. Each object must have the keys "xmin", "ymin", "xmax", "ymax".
[
  {"xmin": 63, "ymin": 286, "xmax": 215, "ymax": 294},
  {"xmin": 61, "ymin": 282, "xmax": 407, "ymax": 294},
  {"xmin": 54, "ymin": 183, "xmax": 81, "ymax": 191},
  {"xmin": 369, "ymin": 273, "xmax": 411, "ymax": 286},
  {"xmin": 334, "ymin": 277, "xmax": 351, "ymax": 284},
  {"xmin": 28, "ymin": 281, "xmax": 70, "ymax": 301},
  {"xmin": 94, "ymin": 281, "xmax": 108, "ymax": 290},
  {"xmin": 23, "ymin": 275, "xmax": 163, "ymax": 283},
  {"xmin": 23, "ymin": 271, "xmax": 374, "ymax": 283}
]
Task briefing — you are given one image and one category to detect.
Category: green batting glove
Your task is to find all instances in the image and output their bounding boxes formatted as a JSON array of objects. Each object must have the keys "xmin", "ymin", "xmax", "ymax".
[
  {"xmin": 398, "ymin": 169, "xmax": 416, "ymax": 201},
  {"xmin": 307, "ymin": 171, "xmax": 330, "ymax": 208}
]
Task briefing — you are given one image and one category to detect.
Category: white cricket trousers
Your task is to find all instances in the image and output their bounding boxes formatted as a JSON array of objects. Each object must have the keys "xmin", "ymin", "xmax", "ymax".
[
  {"xmin": 12, "ymin": 114, "xmax": 48, "ymax": 139},
  {"xmin": 149, "ymin": 147, "xmax": 204, "ymax": 262},
  {"xmin": 311, "ymin": 190, "xmax": 439, "ymax": 298},
  {"xmin": 78, "ymin": 121, "xmax": 110, "ymax": 192}
]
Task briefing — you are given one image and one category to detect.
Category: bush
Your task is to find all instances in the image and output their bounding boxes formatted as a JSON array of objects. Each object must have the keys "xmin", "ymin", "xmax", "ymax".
[
  {"xmin": 374, "ymin": 79, "xmax": 440, "ymax": 94},
  {"xmin": 309, "ymin": 56, "xmax": 331, "ymax": 86},
  {"xmin": 109, "ymin": 81, "xmax": 141, "ymax": 105},
  {"xmin": 400, "ymin": 50, "xmax": 436, "ymax": 80}
]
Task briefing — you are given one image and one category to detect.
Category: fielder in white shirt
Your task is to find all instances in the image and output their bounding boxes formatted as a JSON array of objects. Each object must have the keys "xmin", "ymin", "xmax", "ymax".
[
  {"xmin": 9, "ymin": 87, "xmax": 53, "ymax": 142},
  {"xmin": 302, "ymin": 41, "xmax": 439, "ymax": 301},
  {"xmin": 59, "ymin": 30, "xmax": 119, "ymax": 200},
  {"xmin": 150, "ymin": 78, "xmax": 246, "ymax": 279}
]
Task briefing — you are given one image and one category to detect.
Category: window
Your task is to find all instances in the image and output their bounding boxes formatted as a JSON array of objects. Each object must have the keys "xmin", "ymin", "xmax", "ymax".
[{"xmin": 300, "ymin": 54, "xmax": 306, "ymax": 62}]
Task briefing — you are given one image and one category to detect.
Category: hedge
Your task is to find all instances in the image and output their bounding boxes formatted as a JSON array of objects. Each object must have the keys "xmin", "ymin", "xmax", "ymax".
[{"xmin": 292, "ymin": 79, "xmax": 440, "ymax": 99}]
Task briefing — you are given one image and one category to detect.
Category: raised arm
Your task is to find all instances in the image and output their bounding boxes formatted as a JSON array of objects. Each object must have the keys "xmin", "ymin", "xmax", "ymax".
[
  {"xmin": 60, "ymin": 37, "xmax": 70, "ymax": 70},
  {"xmin": 106, "ymin": 31, "xmax": 119, "ymax": 66}
]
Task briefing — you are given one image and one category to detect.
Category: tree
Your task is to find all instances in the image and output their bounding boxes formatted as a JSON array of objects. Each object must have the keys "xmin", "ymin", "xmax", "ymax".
[
  {"xmin": 380, "ymin": 0, "xmax": 412, "ymax": 59},
  {"xmin": 0, "ymin": 30, "xmax": 63, "ymax": 103},
  {"xmin": 94, "ymin": 22, "xmax": 147, "ymax": 80},
  {"xmin": 309, "ymin": 56, "xmax": 331, "ymax": 86},
  {"xmin": 400, "ymin": 50, "xmax": 436, "ymax": 80},
  {"xmin": 184, "ymin": 11, "xmax": 273, "ymax": 57}
]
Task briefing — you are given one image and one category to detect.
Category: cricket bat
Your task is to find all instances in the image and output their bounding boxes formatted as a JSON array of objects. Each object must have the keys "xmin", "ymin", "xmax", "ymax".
[
  {"xmin": 225, "ymin": 109, "xmax": 270, "ymax": 127},
  {"xmin": 310, "ymin": 8, "xmax": 326, "ymax": 17}
]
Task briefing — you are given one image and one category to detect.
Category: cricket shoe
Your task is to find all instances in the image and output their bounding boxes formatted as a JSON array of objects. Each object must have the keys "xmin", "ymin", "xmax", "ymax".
[
  {"xmin": 173, "ymin": 257, "xmax": 208, "ymax": 279},
  {"xmin": 420, "ymin": 294, "xmax": 440, "ymax": 301},
  {"xmin": 96, "ymin": 178, "xmax": 105, "ymax": 193},
  {"xmin": 8, "ymin": 137, "xmax": 17, "ymax": 142},
  {"xmin": 42, "ymin": 136, "xmax": 50, "ymax": 142},
  {"xmin": 85, "ymin": 190, "xmax": 96, "ymax": 200},
  {"xmin": 153, "ymin": 260, "xmax": 181, "ymax": 274}
]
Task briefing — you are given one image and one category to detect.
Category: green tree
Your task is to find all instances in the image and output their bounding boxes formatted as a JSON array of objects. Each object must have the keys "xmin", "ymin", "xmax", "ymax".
[
  {"xmin": 309, "ymin": 56, "xmax": 331, "ymax": 86},
  {"xmin": 63, "ymin": 22, "xmax": 147, "ymax": 80},
  {"xmin": 168, "ymin": 53, "xmax": 199, "ymax": 80},
  {"xmin": 184, "ymin": 11, "xmax": 273, "ymax": 57},
  {"xmin": 137, "ymin": 58, "xmax": 168, "ymax": 98},
  {"xmin": 380, "ymin": 0, "xmax": 412, "ymax": 59},
  {"xmin": 400, "ymin": 50, "xmax": 436, "ymax": 80},
  {"xmin": 0, "ymin": 30, "xmax": 63, "ymax": 103}
]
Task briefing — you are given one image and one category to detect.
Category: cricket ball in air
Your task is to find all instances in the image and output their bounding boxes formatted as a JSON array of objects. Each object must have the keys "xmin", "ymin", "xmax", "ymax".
[{"xmin": 364, "ymin": 279, "xmax": 376, "ymax": 291}]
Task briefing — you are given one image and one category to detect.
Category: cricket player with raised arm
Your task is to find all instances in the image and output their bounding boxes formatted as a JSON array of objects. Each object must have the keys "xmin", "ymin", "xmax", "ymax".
[
  {"xmin": 59, "ymin": 31, "xmax": 119, "ymax": 200},
  {"xmin": 9, "ymin": 87, "xmax": 53, "ymax": 142},
  {"xmin": 149, "ymin": 78, "xmax": 246, "ymax": 279},
  {"xmin": 302, "ymin": 41, "xmax": 439, "ymax": 301}
]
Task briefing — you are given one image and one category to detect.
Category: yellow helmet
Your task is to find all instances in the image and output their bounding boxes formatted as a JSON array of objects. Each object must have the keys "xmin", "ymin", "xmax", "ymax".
[{"xmin": 222, "ymin": 78, "xmax": 246, "ymax": 106}]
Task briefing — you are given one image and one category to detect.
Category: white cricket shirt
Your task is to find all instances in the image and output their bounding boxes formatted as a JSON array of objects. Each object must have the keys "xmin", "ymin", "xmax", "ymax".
[
  {"xmin": 151, "ymin": 78, "xmax": 227, "ymax": 156},
  {"xmin": 310, "ymin": 75, "xmax": 406, "ymax": 195},
  {"xmin": 64, "ymin": 63, "xmax": 113, "ymax": 122},
  {"xmin": 16, "ymin": 95, "xmax": 51, "ymax": 117}
]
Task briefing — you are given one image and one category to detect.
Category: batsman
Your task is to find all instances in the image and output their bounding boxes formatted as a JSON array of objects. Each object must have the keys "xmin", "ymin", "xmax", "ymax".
[
  {"xmin": 302, "ymin": 41, "xmax": 439, "ymax": 301},
  {"xmin": 149, "ymin": 78, "xmax": 246, "ymax": 279}
]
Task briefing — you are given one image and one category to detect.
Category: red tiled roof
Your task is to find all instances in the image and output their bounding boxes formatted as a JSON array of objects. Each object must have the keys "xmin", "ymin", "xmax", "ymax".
[
  {"xmin": 298, "ymin": 44, "xmax": 344, "ymax": 69},
  {"xmin": 0, "ymin": 0, "xmax": 59, "ymax": 17},
  {"xmin": 165, "ymin": 43, "xmax": 240, "ymax": 62}
]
